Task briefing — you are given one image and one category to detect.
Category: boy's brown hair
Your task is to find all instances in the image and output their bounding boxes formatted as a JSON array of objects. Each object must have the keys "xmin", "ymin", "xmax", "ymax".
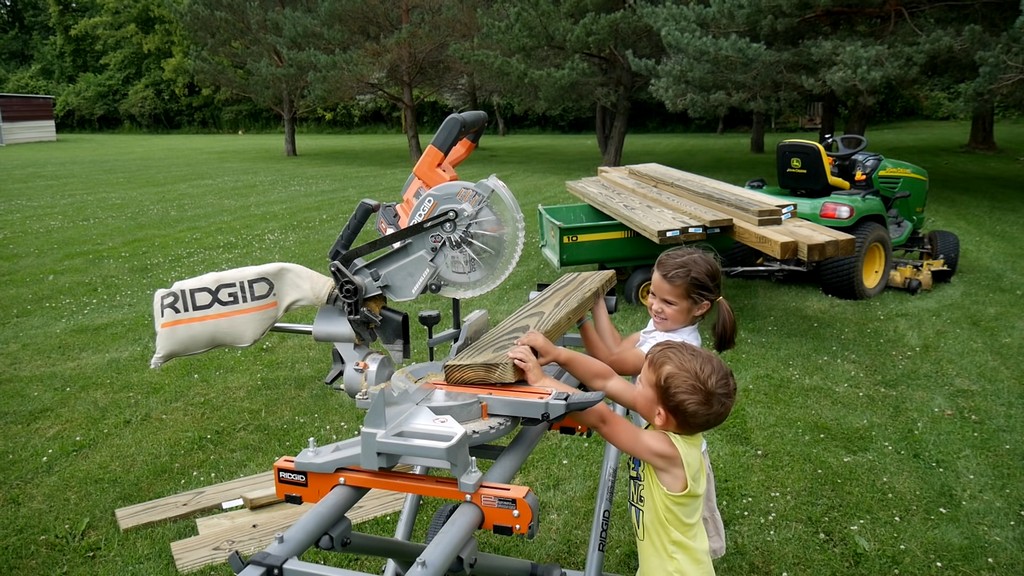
[{"xmin": 645, "ymin": 341, "xmax": 736, "ymax": 435}]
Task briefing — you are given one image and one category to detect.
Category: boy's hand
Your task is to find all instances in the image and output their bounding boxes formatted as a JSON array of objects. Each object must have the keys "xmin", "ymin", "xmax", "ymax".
[
  {"xmin": 508, "ymin": 345, "xmax": 549, "ymax": 387},
  {"xmin": 517, "ymin": 331, "xmax": 559, "ymax": 364}
]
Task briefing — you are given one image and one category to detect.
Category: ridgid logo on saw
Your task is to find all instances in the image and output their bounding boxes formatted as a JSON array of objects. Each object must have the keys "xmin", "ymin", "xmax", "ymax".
[{"xmin": 159, "ymin": 277, "xmax": 275, "ymax": 318}]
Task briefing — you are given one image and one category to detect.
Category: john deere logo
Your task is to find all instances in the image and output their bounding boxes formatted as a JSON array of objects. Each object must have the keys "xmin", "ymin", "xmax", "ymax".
[{"xmin": 790, "ymin": 158, "xmax": 802, "ymax": 169}]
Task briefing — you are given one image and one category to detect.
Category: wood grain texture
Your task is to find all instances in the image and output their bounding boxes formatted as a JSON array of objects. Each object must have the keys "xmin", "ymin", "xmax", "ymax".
[
  {"xmin": 172, "ymin": 489, "xmax": 406, "ymax": 572},
  {"xmin": 566, "ymin": 178, "xmax": 706, "ymax": 244},
  {"xmin": 629, "ymin": 163, "xmax": 798, "ymax": 214},
  {"xmin": 241, "ymin": 486, "xmax": 282, "ymax": 510},
  {"xmin": 443, "ymin": 270, "xmax": 617, "ymax": 385},
  {"xmin": 625, "ymin": 163, "xmax": 784, "ymax": 226},
  {"xmin": 114, "ymin": 472, "xmax": 273, "ymax": 530},
  {"xmin": 597, "ymin": 167, "xmax": 733, "ymax": 228}
]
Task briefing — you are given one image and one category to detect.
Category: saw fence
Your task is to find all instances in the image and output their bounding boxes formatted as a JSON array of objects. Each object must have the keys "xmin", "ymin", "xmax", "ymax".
[{"xmin": 565, "ymin": 163, "xmax": 855, "ymax": 262}]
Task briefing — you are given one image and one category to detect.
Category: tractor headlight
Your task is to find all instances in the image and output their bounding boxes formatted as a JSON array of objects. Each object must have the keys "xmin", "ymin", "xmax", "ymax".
[{"xmin": 820, "ymin": 202, "xmax": 854, "ymax": 220}]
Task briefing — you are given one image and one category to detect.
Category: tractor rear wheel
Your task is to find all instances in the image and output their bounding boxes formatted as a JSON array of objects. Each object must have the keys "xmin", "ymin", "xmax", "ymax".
[
  {"xmin": 927, "ymin": 230, "xmax": 960, "ymax": 283},
  {"xmin": 818, "ymin": 221, "xmax": 893, "ymax": 299},
  {"xmin": 624, "ymin": 266, "xmax": 653, "ymax": 306}
]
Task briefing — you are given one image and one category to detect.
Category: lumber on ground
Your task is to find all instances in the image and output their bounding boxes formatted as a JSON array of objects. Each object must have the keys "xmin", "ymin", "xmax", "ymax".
[
  {"xmin": 115, "ymin": 472, "xmax": 272, "ymax": 530},
  {"xmin": 172, "ymin": 490, "xmax": 407, "ymax": 572},
  {"xmin": 443, "ymin": 270, "xmax": 617, "ymax": 385},
  {"xmin": 566, "ymin": 178, "xmax": 706, "ymax": 243},
  {"xmin": 625, "ymin": 163, "xmax": 785, "ymax": 226}
]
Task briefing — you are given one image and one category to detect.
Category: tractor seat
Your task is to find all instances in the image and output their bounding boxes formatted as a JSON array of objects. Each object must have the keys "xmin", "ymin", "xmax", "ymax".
[{"xmin": 776, "ymin": 139, "xmax": 852, "ymax": 197}]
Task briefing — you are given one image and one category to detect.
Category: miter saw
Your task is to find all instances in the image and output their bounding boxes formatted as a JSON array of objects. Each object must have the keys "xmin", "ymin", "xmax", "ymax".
[{"xmin": 229, "ymin": 113, "xmax": 614, "ymax": 576}]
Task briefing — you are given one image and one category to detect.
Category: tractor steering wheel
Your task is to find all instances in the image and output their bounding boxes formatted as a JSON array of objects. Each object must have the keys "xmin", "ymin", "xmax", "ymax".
[{"xmin": 822, "ymin": 134, "xmax": 868, "ymax": 159}]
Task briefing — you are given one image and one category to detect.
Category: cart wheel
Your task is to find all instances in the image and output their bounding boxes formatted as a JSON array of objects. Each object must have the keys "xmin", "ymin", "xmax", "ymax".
[
  {"xmin": 625, "ymin": 267, "xmax": 653, "ymax": 306},
  {"xmin": 926, "ymin": 230, "xmax": 960, "ymax": 283}
]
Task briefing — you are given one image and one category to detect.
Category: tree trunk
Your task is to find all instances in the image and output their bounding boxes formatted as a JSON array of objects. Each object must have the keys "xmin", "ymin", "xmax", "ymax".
[
  {"xmin": 402, "ymin": 83, "xmax": 422, "ymax": 163},
  {"xmin": 595, "ymin": 103, "xmax": 609, "ymax": 157},
  {"xmin": 966, "ymin": 99, "xmax": 997, "ymax": 151},
  {"xmin": 843, "ymin": 103, "xmax": 871, "ymax": 136},
  {"xmin": 716, "ymin": 114, "xmax": 725, "ymax": 135},
  {"xmin": 818, "ymin": 92, "xmax": 838, "ymax": 142},
  {"xmin": 282, "ymin": 92, "xmax": 297, "ymax": 157},
  {"xmin": 749, "ymin": 111, "xmax": 765, "ymax": 153},
  {"xmin": 492, "ymin": 95, "xmax": 507, "ymax": 136}
]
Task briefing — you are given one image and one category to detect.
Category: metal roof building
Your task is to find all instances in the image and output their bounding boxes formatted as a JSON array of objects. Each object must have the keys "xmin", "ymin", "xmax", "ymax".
[{"xmin": 0, "ymin": 94, "xmax": 57, "ymax": 145}]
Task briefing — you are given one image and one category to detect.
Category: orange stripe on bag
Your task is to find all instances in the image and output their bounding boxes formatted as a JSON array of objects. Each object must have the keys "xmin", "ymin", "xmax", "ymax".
[{"xmin": 160, "ymin": 300, "xmax": 279, "ymax": 329}]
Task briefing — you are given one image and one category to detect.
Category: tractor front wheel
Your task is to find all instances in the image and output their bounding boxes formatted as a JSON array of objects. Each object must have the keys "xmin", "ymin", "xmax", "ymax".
[
  {"xmin": 818, "ymin": 221, "xmax": 893, "ymax": 299},
  {"xmin": 625, "ymin": 267, "xmax": 653, "ymax": 305},
  {"xmin": 927, "ymin": 230, "xmax": 960, "ymax": 283}
]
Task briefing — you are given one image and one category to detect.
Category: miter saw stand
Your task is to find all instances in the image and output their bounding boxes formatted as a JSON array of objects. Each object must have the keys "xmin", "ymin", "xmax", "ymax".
[
  {"xmin": 232, "ymin": 199, "xmax": 628, "ymax": 575},
  {"xmin": 244, "ymin": 314, "xmax": 626, "ymax": 576}
]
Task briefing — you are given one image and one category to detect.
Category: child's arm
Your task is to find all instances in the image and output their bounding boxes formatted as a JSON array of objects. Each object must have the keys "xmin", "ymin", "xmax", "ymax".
[
  {"xmin": 580, "ymin": 297, "xmax": 646, "ymax": 375},
  {"xmin": 515, "ymin": 333, "xmax": 640, "ymax": 411},
  {"xmin": 508, "ymin": 344, "xmax": 688, "ymax": 492}
]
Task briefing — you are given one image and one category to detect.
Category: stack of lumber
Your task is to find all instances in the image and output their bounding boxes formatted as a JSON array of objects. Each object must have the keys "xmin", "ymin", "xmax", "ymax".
[
  {"xmin": 115, "ymin": 469, "xmax": 407, "ymax": 573},
  {"xmin": 566, "ymin": 163, "xmax": 854, "ymax": 262}
]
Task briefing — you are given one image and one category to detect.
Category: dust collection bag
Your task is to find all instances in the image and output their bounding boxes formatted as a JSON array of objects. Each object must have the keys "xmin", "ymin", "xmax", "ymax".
[{"xmin": 150, "ymin": 262, "xmax": 334, "ymax": 368}]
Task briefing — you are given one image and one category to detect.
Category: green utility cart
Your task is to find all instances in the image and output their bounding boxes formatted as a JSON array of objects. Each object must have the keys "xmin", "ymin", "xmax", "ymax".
[{"xmin": 538, "ymin": 203, "xmax": 728, "ymax": 304}]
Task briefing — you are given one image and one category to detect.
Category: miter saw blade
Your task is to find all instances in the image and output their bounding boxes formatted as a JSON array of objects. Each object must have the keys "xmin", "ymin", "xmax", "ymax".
[{"xmin": 412, "ymin": 175, "xmax": 524, "ymax": 300}]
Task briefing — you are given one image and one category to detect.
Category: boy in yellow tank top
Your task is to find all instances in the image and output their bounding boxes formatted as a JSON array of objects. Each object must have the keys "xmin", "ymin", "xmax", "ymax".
[{"xmin": 510, "ymin": 336, "xmax": 736, "ymax": 576}]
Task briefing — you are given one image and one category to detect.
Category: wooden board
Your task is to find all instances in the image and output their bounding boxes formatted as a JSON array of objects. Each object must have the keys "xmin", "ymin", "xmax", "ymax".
[
  {"xmin": 629, "ymin": 162, "xmax": 798, "ymax": 215},
  {"xmin": 566, "ymin": 178, "xmax": 706, "ymax": 244},
  {"xmin": 727, "ymin": 221, "xmax": 798, "ymax": 260},
  {"xmin": 443, "ymin": 270, "xmax": 617, "ymax": 385},
  {"xmin": 596, "ymin": 167, "xmax": 733, "ymax": 229},
  {"xmin": 241, "ymin": 486, "xmax": 282, "ymax": 510},
  {"xmin": 115, "ymin": 472, "xmax": 273, "ymax": 530},
  {"xmin": 625, "ymin": 163, "xmax": 784, "ymax": 226},
  {"xmin": 172, "ymin": 489, "xmax": 408, "ymax": 572}
]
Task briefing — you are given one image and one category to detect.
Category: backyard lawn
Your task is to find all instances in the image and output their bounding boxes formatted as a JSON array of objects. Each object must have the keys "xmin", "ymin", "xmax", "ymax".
[{"xmin": 1, "ymin": 120, "xmax": 1022, "ymax": 575}]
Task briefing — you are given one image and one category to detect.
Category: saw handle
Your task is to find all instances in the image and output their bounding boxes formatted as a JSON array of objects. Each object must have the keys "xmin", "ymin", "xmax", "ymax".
[{"xmin": 329, "ymin": 199, "xmax": 381, "ymax": 263}]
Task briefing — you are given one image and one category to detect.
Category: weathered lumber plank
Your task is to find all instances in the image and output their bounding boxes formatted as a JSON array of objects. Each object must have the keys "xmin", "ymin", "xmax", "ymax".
[
  {"xmin": 115, "ymin": 472, "xmax": 273, "ymax": 530},
  {"xmin": 175, "ymin": 490, "xmax": 406, "ymax": 571},
  {"xmin": 784, "ymin": 218, "xmax": 856, "ymax": 257},
  {"xmin": 241, "ymin": 486, "xmax": 282, "ymax": 510},
  {"xmin": 629, "ymin": 162, "xmax": 798, "ymax": 215},
  {"xmin": 566, "ymin": 178, "xmax": 706, "ymax": 244},
  {"xmin": 625, "ymin": 163, "xmax": 784, "ymax": 226},
  {"xmin": 596, "ymin": 167, "xmax": 733, "ymax": 229},
  {"xmin": 727, "ymin": 222, "xmax": 799, "ymax": 260},
  {"xmin": 443, "ymin": 270, "xmax": 617, "ymax": 385}
]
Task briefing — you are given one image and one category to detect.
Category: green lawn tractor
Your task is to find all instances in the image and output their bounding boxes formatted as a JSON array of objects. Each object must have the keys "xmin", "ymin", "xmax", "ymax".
[{"xmin": 735, "ymin": 134, "xmax": 961, "ymax": 299}]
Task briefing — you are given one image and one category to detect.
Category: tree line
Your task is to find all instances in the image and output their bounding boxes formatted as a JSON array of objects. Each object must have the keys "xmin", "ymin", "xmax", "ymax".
[{"xmin": 2, "ymin": 0, "xmax": 1021, "ymax": 162}]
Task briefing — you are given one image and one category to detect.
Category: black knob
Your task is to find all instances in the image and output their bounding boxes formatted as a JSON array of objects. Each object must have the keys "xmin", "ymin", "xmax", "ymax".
[{"xmin": 419, "ymin": 310, "xmax": 441, "ymax": 329}]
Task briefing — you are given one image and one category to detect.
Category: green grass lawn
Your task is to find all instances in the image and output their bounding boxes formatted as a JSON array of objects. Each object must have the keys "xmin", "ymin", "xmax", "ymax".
[{"xmin": 2, "ymin": 121, "xmax": 1022, "ymax": 575}]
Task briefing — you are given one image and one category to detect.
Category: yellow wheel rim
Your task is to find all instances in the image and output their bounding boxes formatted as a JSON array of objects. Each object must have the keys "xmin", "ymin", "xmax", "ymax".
[
  {"xmin": 862, "ymin": 242, "xmax": 886, "ymax": 288},
  {"xmin": 639, "ymin": 282, "xmax": 652, "ymax": 306}
]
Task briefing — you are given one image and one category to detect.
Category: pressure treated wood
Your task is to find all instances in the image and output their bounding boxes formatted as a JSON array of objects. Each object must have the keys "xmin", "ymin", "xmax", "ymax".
[
  {"xmin": 625, "ymin": 163, "xmax": 784, "ymax": 226},
  {"xmin": 597, "ymin": 167, "xmax": 733, "ymax": 229},
  {"xmin": 172, "ymin": 489, "xmax": 406, "ymax": 572},
  {"xmin": 115, "ymin": 472, "xmax": 273, "ymax": 530},
  {"xmin": 630, "ymin": 163, "xmax": 798, "ymax": 215},
  {"xmin": 240, "ymin": 486, "xmax": 283, "ymax": 510},
  {"xmin": 566, "ymin": 178, "xmax": 706, "ymax": 243},
  {"xmin": 443, "ymin": 270, "xmax": 617, "ymax": 385}
]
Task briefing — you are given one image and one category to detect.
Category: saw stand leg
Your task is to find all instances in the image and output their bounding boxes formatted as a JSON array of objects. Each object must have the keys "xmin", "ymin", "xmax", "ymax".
[{"xmin": 232, "ymin": 370, "xmax": 625, "ymax": 576}]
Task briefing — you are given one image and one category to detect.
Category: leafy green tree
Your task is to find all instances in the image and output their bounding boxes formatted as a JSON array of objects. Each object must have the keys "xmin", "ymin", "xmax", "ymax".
[
  {"xmin": 636, "ymin": 1, "xmax": 794, "ymax": 153},
  {"xmin": 312, "ymin": 0, "xmax": 471, "ymax": 163},
  {"xmin": 476, "ymin": 0, "xmax": 664, "ymax": 166},
  {"xmin": 177, "ymin": 0, "xmax": 336, "ymax": 155}
]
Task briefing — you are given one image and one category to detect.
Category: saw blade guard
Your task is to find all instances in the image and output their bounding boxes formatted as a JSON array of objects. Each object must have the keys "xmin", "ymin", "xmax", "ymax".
[{"xmin": 427, "ymin": 175, "xmax": 525, "ymax": 299}]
